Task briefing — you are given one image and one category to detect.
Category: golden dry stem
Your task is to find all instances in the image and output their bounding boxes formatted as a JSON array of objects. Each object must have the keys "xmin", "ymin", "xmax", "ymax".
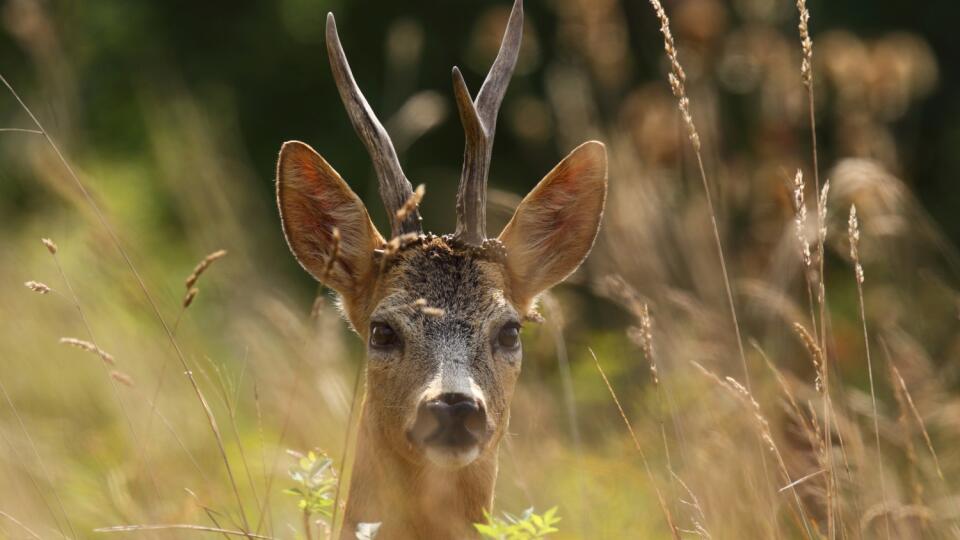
[
  {"xmin": 321, "ymin": 227, "xmax": 342, "ymax": 283},
  {"xmin": 413, "ymin": 298, "xmax": 445, "ymax": 318},
  {"xmin": 395, "ymin": 184, "xmax": 426, "ymax": 223}
]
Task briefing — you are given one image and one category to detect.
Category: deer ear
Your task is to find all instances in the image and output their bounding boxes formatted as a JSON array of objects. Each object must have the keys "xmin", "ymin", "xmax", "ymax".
[
  {"xmin": 498, "ymin": 141, "xmax": 607, "ymax": 309},
  {"xmin": 277, "ymin": 141, "xmax": 385, "ymax": 297}
]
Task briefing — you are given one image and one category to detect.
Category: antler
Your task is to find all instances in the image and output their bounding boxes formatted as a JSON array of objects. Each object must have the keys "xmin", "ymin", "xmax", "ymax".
[
  {"xmin": 452, "ymin": 0, "xmax": 523, "ymax": 246},
  {"xmin": 326, "ymin": 13, "xmax": 422, "ymax": 238}
]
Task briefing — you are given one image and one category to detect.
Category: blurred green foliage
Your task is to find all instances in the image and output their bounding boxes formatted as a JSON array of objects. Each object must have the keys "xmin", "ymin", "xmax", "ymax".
[
  {"xmin": 3, "ymin": 0, "xmax": 960, "ymax": 243},
  {"xmin": 284, "ymin": 450, "xmax": 336, "ymax": 520},
  {"xmin": 475, "ymin": 506, "xmax": 561, "ymax": 539}
]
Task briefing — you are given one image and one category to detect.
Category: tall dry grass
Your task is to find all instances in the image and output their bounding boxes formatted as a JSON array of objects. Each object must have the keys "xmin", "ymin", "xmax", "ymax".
[{"xmin": 2, "ymin": 0, "xmax": 960, "ymax": 539}]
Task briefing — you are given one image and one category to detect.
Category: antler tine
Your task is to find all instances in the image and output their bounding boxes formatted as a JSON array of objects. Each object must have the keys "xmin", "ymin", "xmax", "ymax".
[
  {"xmin": 453, "ymin": 0, "xmax": 523, "ymax": 246},
  {"xmin": 475, "ymin": 0, "xmax": 524, "ymax": 129},
  {"xmin": 326, "ymin": 13, "xmax": 422, "ymax": 238}
]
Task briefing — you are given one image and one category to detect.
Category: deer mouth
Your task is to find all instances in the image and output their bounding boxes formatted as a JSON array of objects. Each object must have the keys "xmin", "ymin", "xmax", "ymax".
[{"xmin": 423, "ymin": 443, "xmax": 483, "ymax": 469}]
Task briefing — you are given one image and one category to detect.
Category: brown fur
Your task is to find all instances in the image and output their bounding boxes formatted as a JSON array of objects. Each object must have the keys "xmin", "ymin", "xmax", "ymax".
[
  {"xmin": 343, "ymin": 238, "xmax": 516, "ymax": 538},
  {"xmin": 276, "ymin": 140, "xmax": 607, "ymax": 538}
]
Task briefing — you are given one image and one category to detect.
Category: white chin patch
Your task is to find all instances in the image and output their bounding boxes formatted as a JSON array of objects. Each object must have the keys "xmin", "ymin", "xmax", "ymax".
[{"xmin": 425, "ymin": 445, "xmax": 481, "ymax": 469}]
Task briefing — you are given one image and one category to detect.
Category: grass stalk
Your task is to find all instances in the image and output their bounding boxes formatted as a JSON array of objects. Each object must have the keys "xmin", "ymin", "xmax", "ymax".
[
  {"xmin": 542, "ymin": 294, "xmax": 589, "ymax": 536},
  {"xmin": 45, "ymin": 240, "xmax": 164, "ymax": 505},
  {"xmin": 95, "ymin": 524, "xmax": 276, "ymax": 539},
  {"xmin": 630, "ymin": 303, "xmax": 679, "ymax": 519},
  {"xmin": 186, "ymin": 489, "xmax": 234, "ymax": 540},
  {"xmin": 0, "ymin": 510, "xmax": 43, "ymax": 540},
  {"xmin": 645, "ymin": 1, "xmax": 777, "ymax": 520},
  {"xmin": 141, "ymin": 250, "xmax": 227, "ymax": 469},
  {"xmin": 253, "ymin": 359, "xmax": 307, "ymax": 535},
  {"xmin": 644, "ymin": 0, "xmax": 753, "ymax": 420},
  {"xmin": 591, "ymin": 348, "xmax": 681, "ymax": 540},
  {"xmin": 883, "ymin": 344, "xmax": 960, "ymax": 532},
  {"xmin": 209, "ymin": 358, "xmax": 263, "ymax": 515},
  {"xmin": 0, "ymin": 73, "xmax": 254, "ymax": 537},
  {"xmin": 794, "ymin": 1, "xmax": 843, "ymax": 531},
  {"xmin": 692, "ymin": 362, "xmax": 816, "ymax": 540},
  {"xmin": 253, "ymin": 381, "xmax": 274, "ymax": 538},
  {"xmin": 330, "ymin": 355, "xmax": 366, "ymax": 540},
  {"xmin": 848, "ymin": 206, "xmax": 890, "ymax": 537},
  {"xmin": 0, "ymin": 376, "xmax": 75, "ymax": 539}
]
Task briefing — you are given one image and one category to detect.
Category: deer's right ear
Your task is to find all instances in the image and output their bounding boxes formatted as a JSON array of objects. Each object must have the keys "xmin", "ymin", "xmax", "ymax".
[
  {"xmin": 498, "ymin": 141, "xmax": 607, "ymax": 312},
  {"xmin": 277, "ymin": 141, "xmax": 385, "ymax": 297}
]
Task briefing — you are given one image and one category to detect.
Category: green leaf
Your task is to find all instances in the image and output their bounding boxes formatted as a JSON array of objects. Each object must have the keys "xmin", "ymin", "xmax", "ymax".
[
  {"xmin": 543, "ymin": 507, "xmax": 559, "ymax": 524},
  {"xmin": 474, "ymin": 523, "xmax": 498, "ymax": 536},
  {"xmin": 473, "ymin": 505, "xmax": 561, "ymax": 540}
]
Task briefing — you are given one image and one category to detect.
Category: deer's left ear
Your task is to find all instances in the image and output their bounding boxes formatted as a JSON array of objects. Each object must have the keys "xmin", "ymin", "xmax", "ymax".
[
  {"xmin": 498, "ymin": 141, "xmax": 607, "ymax": 310},
  {"xmin": 276, "ymin": 141, "xmax": 385, "ymax": 299}
]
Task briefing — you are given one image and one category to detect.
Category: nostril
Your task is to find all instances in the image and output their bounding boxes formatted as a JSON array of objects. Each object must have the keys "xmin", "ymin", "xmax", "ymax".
[
  {"xmin": 425, "ymin": 397, "xmax": 478, "ymax": 422},
  {"xmin": 448, "ymin": 400, "xmax": 478, "ymax": 419},
  {"xmin": 437, "ymin": 392, "xmax": 476, "ymax": 406}
]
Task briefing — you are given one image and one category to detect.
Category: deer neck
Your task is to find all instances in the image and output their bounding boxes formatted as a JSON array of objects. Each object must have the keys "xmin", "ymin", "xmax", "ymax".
[{"xmin": 342, "ymin": 400, "xmax": 499, "ymax": 539}]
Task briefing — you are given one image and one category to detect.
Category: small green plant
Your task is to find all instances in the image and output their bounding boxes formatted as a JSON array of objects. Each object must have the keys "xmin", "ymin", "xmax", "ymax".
[
  {"xmin": 285, "ymin": 450, "xmax": 381, "ymax": 540},
  {"xmin": 474, "ymin": 506, "xmax": 561, "ymax": 540},
  {"xmin": 285, "ymin": 449, "xmax": 337, "ymax": 537}
]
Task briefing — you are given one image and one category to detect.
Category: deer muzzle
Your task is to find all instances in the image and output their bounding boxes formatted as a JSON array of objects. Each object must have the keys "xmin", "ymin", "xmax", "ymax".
[{"xmin": 408, "ymin": 392, "xmax": 488, "ymax": 466}]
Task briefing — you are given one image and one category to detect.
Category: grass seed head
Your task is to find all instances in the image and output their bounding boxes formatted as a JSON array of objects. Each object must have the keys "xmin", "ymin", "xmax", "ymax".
[
  {"xmin": 24, "ymin": 281, "xmax": 51, "ymax": 294},
  {"xmin": 817, "ymin": 180, "xmax": 830, "ymax": 245},
  {"xmin": 627, "ymin": 304, "xmax": 658, "ymax": 385},
  {"xmin": 109, "ymin": 370, "xmax": 135, "ymax": 387},
  {"xmin": 796, "ymin": 0, "xmax": 814, "ymax": 87},
  {"xmin": 849, "ymin": 205, "xmax": 864, "ymax": 284},
  {"xmin": 793, "ymin": 322, "xmax": 825, "ymax": 392},
  {"xmin": 60, "ymin": 337, "xmax": 115, "ymax": 365},
  {"xmin": 183, "ymin": 287, "xmax": 199, "ymax": 308},
  {"xmin": 185, "ymin": 249, "xmax": 227, "ymax": 290},
  {"xmin": 793, "ymin": 169, "xmax": 812, "ymax": 268},
  {"xmin": 649, "ymin": 0, "xmax": 701, "ymax": 151},
  {"xmin": 41, "ymin": 238, "xmax": 57, "ymax": 254}
]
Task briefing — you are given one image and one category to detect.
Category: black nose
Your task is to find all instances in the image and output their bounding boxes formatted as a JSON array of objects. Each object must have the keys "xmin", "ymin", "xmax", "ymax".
[{"xmin": 409, "ymin": 393, "xmax": 486, "ymax": 448}]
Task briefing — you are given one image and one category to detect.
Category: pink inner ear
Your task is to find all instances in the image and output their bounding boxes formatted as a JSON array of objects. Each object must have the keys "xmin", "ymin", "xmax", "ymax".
[
  {"xmin": 528, "ymin": 156, "xmax": 604, "ymax": 252},
  {"xmin": 286, "ymin": 154, "xmax": 340, "ymax": 245},
  {"xmin": 278, "ymin": 142, "xmax": 369, "ymax": 283}
]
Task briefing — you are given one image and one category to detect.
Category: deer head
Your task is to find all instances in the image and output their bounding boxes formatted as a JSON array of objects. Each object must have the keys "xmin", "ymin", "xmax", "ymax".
[{"xmin": 276, "ymin": 0, "xmax": 606, "ymax": 534}]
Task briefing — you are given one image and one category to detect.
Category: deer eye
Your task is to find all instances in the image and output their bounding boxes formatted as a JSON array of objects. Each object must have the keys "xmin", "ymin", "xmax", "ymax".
[
  {"xmin": 496, "ymin": 322, "xmax": 521, "ymax": 350},
  {"xmin": 370, "ymin": 322, "xmax": 399, "ymax": 349}
]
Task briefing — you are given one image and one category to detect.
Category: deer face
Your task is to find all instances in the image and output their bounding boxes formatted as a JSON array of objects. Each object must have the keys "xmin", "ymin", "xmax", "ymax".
[
  {"xmin": 275, "ymin": 0, "xmax": 606, "ymax": 470},
  {"xmin": 365, "ymin": 241, "xmax": 520, "ymax": 468}
]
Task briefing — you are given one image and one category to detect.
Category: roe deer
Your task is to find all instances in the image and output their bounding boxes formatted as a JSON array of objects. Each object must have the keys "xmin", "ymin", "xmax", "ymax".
[{"xmin": 276, "ymin": 1, "xmax": 606, "ymax": 537}]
